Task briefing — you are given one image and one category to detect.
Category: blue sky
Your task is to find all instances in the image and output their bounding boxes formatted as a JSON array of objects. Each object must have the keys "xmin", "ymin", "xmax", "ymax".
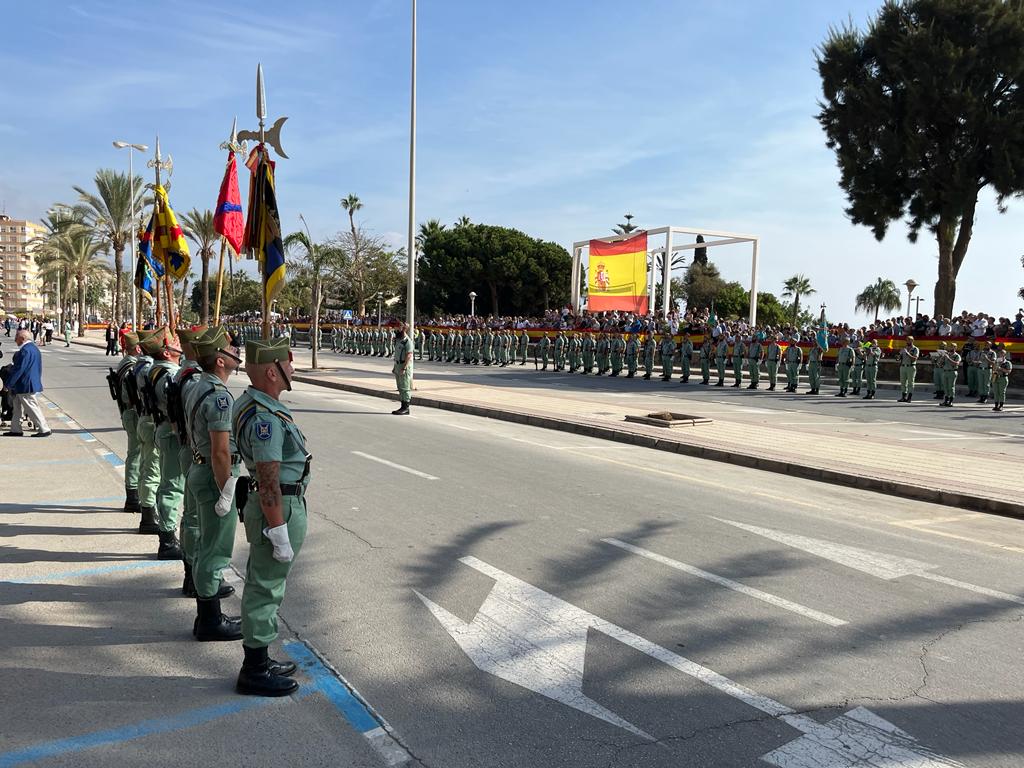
[{"xmin": 1, "ymin": 0, "xmax": 1020, "ymax": 322}]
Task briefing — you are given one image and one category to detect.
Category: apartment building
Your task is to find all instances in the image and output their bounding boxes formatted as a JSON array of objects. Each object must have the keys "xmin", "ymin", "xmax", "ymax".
[{"xmin": 0, "ymin": 214, "xmax": 45, "ymax": 312}]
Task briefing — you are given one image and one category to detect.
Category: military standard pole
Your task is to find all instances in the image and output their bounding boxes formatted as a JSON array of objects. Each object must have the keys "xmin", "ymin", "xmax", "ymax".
[{"xmin": 405, "ymin": 0, "xmax": 418, "ymax": 362}]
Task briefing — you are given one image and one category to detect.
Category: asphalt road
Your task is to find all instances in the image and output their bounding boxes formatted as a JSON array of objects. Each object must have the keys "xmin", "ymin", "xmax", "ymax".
[{"xmin": 22, "ymin": 342, "xmax": 1024, "ymax": 767}]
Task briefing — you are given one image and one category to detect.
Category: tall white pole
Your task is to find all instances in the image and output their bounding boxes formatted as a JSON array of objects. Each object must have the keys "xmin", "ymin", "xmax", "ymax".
[
  {"xmin": 405, "ymin": 0, "xmax": 417, "ymax": 374},
  {"xmin": 748, "ymin": 238, "xmax": 760, "ymax": 325},
  {"xmin": 129, "ymin": 148, "xmax": 137, "ymax": 328},
  {"xmin": 661, "ymin": 230, "xmax": 673, "ymax": 319}
]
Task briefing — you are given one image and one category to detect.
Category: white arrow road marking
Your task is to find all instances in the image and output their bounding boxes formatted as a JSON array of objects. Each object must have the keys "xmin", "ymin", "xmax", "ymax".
[
  {"xmin": 601, "ymin": 538, "xmax": 847, "ymax": 627},
  {"xmin": 715, "ymin": 519, "xmax": 1024, "ymax": 606},
  {"xmin": 417, "ymin": 556, "xmax": 963, "ymax": 766}
]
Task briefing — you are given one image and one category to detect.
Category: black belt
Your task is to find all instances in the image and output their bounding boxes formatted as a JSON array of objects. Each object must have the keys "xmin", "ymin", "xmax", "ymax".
[
  {"xmin": 192, "ymin": 451, "xmax": 241, "ymax": 466},
  {"xmin": 249, "ymin": 480, "xmax": 304, "ymax": 496}
]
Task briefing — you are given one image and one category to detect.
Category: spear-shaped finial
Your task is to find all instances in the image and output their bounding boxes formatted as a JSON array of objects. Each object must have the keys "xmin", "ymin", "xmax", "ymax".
[
  {"xmin": 147, "ymin": 134, "xmax": 173, "ymax": 187},
  {"xmin": 219, "ymin": 116, "xmax": 247, "ymax": 155},
  {"xmin": 238, "ymin": 63, "xmax": 289, "ymax": 158}
]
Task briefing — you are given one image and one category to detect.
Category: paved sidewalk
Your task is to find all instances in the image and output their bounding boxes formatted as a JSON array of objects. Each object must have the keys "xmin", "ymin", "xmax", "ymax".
[
  {"xmin": 0, "ymin": 393, "xmax": 413, "ymax": 767},
  {"xmin": 286, "ymin": 353, "xmax": 1023, "ymax": 517}
]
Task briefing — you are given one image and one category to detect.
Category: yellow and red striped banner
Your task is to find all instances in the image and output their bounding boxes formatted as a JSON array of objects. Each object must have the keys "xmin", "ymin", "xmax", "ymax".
[{"xmin": 587, "ymin": 234, "xmax": 648, "ymax": 314}]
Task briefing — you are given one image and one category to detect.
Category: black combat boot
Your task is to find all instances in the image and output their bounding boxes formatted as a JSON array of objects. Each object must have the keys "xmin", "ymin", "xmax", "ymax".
[
  {"xmin": 643, "ymin": 373, "xmax": 651, "ymax": 380},
  {"xmin": 195, "ymin": 596, "xmax": 243, "ymax": 642},
  {"xmin": 157, "ymin": 530, "xmax": 183, "ymax": 560},
  {"xmin": 236, "ymin": 645, "xmax": 299, "ymax": 697},
  {"xmin": 907, "ymin": 392, "xmax": 913, "ymax": 403},
  {"xmin": 123, "ymin": 487, "xmax": 140, "ymax": 514},
  {"xmin": 182, "ymin": 562, "xmax": 197, "ymax": 597},
  {"xmin": 391, "ymin": 401, "xmax": 410, "ymax": 415},
  {"xmin": 715, "ymin": 379, "xmax": 724, "ymax": 387},
  {"xmin": 138, "ymin": 505, "xmax": 160, "ymax": 535}
]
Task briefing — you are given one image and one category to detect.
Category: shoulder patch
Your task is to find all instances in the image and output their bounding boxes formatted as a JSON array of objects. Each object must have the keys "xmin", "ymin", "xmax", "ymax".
[
  {"xmin": 255, "ymin": 421, "xmax": 273, "ymax": 441},
  {"xmin": 215, "ymin": 394, "xmax": 230, "ymax": 412}
]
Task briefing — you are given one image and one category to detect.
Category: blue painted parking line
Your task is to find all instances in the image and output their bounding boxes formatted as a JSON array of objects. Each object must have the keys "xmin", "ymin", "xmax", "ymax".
[
  {"xmin": 0, "ymin": 694, "xmax": 311, "ymax": 768},
  {"xmin": 6, "ymin": 458, "xmax": 94, "ymax": 469},
  {"xmin": 3, "ymin": 561, "xmax": 177, "ymax": 584},
  {"xmin": 101, "ymin": 452, "xmax": 125, "ymax": 467},
  {"xmin": 284, "ymin": 640, "xmax": 413, "ymax": 766},
  {"xmin": 32, "ymin": 495, "xmax": 123, "ymax": 506}
]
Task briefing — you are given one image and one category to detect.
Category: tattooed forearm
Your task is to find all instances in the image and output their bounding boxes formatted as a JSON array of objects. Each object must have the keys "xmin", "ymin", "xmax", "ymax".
[{"xmin": 255, "ymin": 461, "xmax": 284, "ymax": 526}]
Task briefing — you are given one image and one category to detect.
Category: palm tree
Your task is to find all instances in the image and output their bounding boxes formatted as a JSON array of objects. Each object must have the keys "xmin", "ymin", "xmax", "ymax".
[
  {"xmin": 70, "ymin": 169, "xmax": 145, "ymax": 324},
  {"xmin": 340, "ymin": 194, "xmax": 362, "ymax": 241},
  {"xmin": 284, "ymin": 223, "xmax": 343, "ymax": 370},
  {"xmin": 781, "ymin": 274, "xmax": 815, "ymax": 325},
  {"xmin": 855, "ymin": 277, "xmax": 903, "ymax": 321},
  {"xmin": 36, "ymin": 224, "xmax": 109, "ymax": 335},
  {"xmin": 454, "ymin": 215, "xmax": 472, "ymax": 229},
  {"xmin": 180, "ymin": 208, "xmax": 218, "ymax": 324},
  {"xmin": 416, "ymin": 219, "xmax": 446, "ymax": 252},
  {"xmin": 33, "ymin": 208, "xmax": 82, "ymax": 318}
]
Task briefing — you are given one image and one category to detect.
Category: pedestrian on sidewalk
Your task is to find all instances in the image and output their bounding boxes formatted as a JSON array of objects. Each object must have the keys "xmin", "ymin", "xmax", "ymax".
[
  {"xmin": 63, "ymin": 320, "xmax": 72, "ymax": 347},
  {"xmin": 104, "ymin": 322, "xmax": 118, "ymax": 356},
  {"xmin": 392, "ymin": 323, "xmax": 413, "ymax": 415},
  {"xmin": 2, "ymin": 330, "xmax": 52, "ymax": 437}
]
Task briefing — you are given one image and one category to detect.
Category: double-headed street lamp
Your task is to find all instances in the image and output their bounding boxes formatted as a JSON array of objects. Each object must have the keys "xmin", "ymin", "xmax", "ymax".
[
  {"xmin": 904, "ymin": 279, "xmax": 918, "ymax": 318},
  {"xmin": 469, "ymin": 291, "xmax": 476, "ymax": 317},
  {"xmin": 113, "ymin": 140, "xmax": 148, "ymax": 328}
]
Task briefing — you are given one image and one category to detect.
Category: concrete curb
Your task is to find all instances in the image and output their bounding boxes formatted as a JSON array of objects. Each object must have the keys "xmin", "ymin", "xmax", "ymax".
[{"xmin": 292, "ymin": 372, "xmax": 1024, "ymax": 519}]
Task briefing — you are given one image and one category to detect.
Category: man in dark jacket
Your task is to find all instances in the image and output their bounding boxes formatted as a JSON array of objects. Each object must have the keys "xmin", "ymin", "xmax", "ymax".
[{"xmin": 3, "ymin": 330, "xmax": 51, "ymax": 437}]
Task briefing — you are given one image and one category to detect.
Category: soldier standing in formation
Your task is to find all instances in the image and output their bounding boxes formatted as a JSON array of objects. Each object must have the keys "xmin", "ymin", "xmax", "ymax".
[
  {"xmin": 519, "ymin": 329, "xmax": 530, "ymax": 365},
  {"xmin": 834, "ymin": 338, "xmax": 853, "ymax": 397},
  {"xmin": 715, "ymin": 334, "xmax": 729, "ymax": 387},
  {"xmin": 784, "ymin": 334, "xmax": 803, "ymax": 392},
  {"xmin": 679, "ymin": 334, "xmax": 693, "ymax": 384},
  {"xmin": 897, "ymin": 336, "xmax": 920, "ymax": 403},
  {"xmin": 538, "ymin": 332, "xmax": 550, "ymax": 370},
  {"xmin": 625, "ymin": 333, "xmax": 639, "ymax": 378},
  {"xmin": 596, "ymin": 333, "xmax": 611, "ymax": 375},
  {"xmin": 992, "ymin": 344, "xmax": 1011, "ymax": 411},
  {"xmin": 765, "ymin": 333, "xmax": 781, "ymax": 391},
  {"xmin": 931, "ymin": 341, "xmax": 948, "ymax": 399},
  {"xmin": 610, "ymin": 333, "xmax": 625, "ymax": 376},
  {"xmin": 392, "ymin": 323, "xmax": 414, "ymax": 415},
  {"xmin": 731, "ymin": 335, "xmax": 746, "ymax": 388},
  {"xmin": 112, "ymin": 333, "xmax": 143, "ymax": 515},
  {"xmin": 939, "ymin": 342, "xmax": 962, "ymax": 407},
  {"xmin": 659, "ymin": 332, "xmax": 676, "ymax": 382},
  {"xmin": 863, "ymin": 340, "xmax": 881, "ymax": 399},
  {"xmin": 134, "ymin": 331, "xmax": 162, "ymax": 535},
  {"xmin": 851, "ymin": 343, "xmax": 865, "ymax": 396},
  {"xmin": 582, "ymin": 332, "xmax": 595, "ymax": 374},
  {"xmin": 977, "ymin": 341, "xmax": 995, "ymax": 404},
  {"xmin": 805, "ymin": 335, "xmax": 824, "ymax": 395},
  {"xmin": 642, "ymin": 332, "xmax": 656, "ymax": 380},
  {"xmin": 233, "ymin": 336, "xmax": 310, "ymax": 697},
  {"xmin": 746, "ymin": 333, "xmax": 763, "ymax": 390},
  {"xmin": 699, "ymin": 335, "xmax": 713, "ymax": 385}
]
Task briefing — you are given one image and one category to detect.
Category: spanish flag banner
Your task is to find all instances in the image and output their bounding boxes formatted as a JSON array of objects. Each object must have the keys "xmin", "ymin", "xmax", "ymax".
[{"xmin": 588, "ymin": 233, "xmax": 649, "ymax": 313}]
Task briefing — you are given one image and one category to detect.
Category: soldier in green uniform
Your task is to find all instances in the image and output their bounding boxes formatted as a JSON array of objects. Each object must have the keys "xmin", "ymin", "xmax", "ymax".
[
  {"xmin": 581, "ymin": 332, "xmax": 595, "ymax": 374},
  {"xmin": 715, "ymin": 335, "xmax": 729, "ymax": 386},
  {"xmin": 553, "ymin": 330, "xmax": 567, "ymax": 371},
  {"xmin": 699, "ymin": 336, "xmax": 713, "ymax": 385},
  {"xmin": 570, "ymin": 332, "xmax": 583, "ymax": 373},
  {"xmin": 805, "ymin": 336, "xmax": 823, "ymax": 395},
  {"xmin": 392, "ymin": 324, "xmax": 414, "ymax": 415},
  {"xmin": 746, "ymin": 333, "xmax": 764, "ymax": 390},
  {"xmin": 731, "ymin": 335, "xmax": 746, "ymax": 388},
  {"xmin": 659, "ymin": 331, "xmax": 676, "ymax": 382},
  {"xmin": 679, "ymin": 334, "xmax": 693, "ymax": 383},
  {"xmin": 851, "ymin": 342, "xmax": 865, "ymax": 396},
  {"xmin": 538, "ymin": 331, "xmax": 550, "ymax": 370},
  {"xmin": 414, "ymin": 328, "xmax": 424, "ymax": 361},
  {"xmin": 233, "ymin": 336, "xmax": 309, "ymax": 697},
  {"xmin": 171, "ymin": 327, "xmax": 208, "ymax": 596},
  {"xmin": 863, "ymin": 339, "xmax": 882, "ymax": 399},
  {"xmin": 509, "ymin": 330, "xmax": 520, "ymax": 366},
  {"xmin": 643, "ymin": 332, "xmax": 656, "ymax": 380},
  {"xmin": 992, "ymin": 344, "xmax": 1011, "ymax": 411},
  {"xmin": 519, "ymin": 329, "xmax": 530, "ymax": 365},
  {"xmin": 897, "ymin": 336, "xmax": 920, "ymax": 402},
  {"xmin": 834, "ymin": 338, "xmax": 854, "ymax": 397},
  {"xmin": 784, "ymin": 335, "xmax": 803, "ymax": 392},
  {"xmin": 765, "ymin": 333, "xmax": 781, "ymax": 391},
  {"xmin": 186, "ymin": 327, "xmax": 244, "ymax": 641},
  {"xmin": 931, "ymin": 341, "xmax": 948, "ymax": 399},
  {"xmin": 610, "ymin": 333, "xmax": 625, "ymax": 376},
  {"xmin": 596, "ymin": 333, "xmax": 610, "ymax": 375},
  {"xmin": 940, "ymin": 342, "xmax": 962, "ymax": 407},
  {"xmin": 133, "ymin": 330, "xmax": 162, "ymax": 534},
  {"xmin": 977, "ymin": 341, "xmax": 995, "ymax": 404},
  {"xmin": 147, "ymin": 328, "xmax": 186, "ymax": 560},
  {"xmin": 112, "ymin": 332, "xmax": 143, "ymax": 515},
  {"xmin": 625, "ymin": 333, "xmax": 639, "ymax": 378}
]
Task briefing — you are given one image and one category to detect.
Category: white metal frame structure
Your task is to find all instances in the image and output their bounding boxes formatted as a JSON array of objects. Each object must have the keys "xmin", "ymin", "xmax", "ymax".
[{"xmin": 571, "ymin": 226, "xmax": 761, "ymax": 324}]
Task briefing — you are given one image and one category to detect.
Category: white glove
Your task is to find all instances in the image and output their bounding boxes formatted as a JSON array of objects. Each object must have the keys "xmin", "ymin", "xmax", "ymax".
[
  {"xmin": 215, "ymin": 476, "xmax": 238, "ymax": 518},
  {"xmin": 263, "ymin": 523, "xmax": 294, "ymax": 563}
]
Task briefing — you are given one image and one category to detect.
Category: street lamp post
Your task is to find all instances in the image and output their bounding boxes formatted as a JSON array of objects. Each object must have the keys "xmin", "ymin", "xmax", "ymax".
[
  {"xmin": 405, "ymin": 0, "xmax": 418, "ymax": 383},
  {"xmin": 469, "ymin": 291, "xmax": 476, "ymax": 317},
  {"xmin": 904, "ymin": 279, "xmax": 918, "ymax": 318},
  {"xmin": 376, "ymin": 291, "xmax": 384, "ymax": 327},
  {"xmin": 113, "ymin": 140, "xmax": 148, "ymax": 328}
]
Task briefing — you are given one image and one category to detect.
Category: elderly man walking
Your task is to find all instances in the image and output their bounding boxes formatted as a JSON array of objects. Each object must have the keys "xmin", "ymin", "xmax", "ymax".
[{"xmin": 3, "ymin": 330, "xmax": 52, "ymax": 437}]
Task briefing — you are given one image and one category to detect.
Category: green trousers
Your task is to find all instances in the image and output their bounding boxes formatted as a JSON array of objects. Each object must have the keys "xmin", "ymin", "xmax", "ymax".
[
  {"xmin": 644, "ymin": 355, "xmax": 654, "ymax": 377},
  {"xmin": 627, "ymin": 355, "xmax": 637, "ymax": 375},
  {"xmin": 852, "ymin": 364, "xmax": 863, "ymax": 391},
  {"xmin": 900, "ymin": 365, "xmax": 916, "ymax": 394},
  {"xmin": 808, "ymin": 362, "xmax": 821, "ymax": 391},
  {"xmin": 716, "ymin": 358, "xmax": 726, "ymax": 381},
  {"xmin": 681, "ymin": 356, "xmax": 691, "ymax": 380},
  {"xmin": 966, "ymin": 366, "xmax": 977, "ymax": 393},
  {"xmin": 994, "ymin": 375, "xmax": 1008, "ymax": 404},
  {"xmin": 121, "ymin": 409, "xmax": 141, "ymax": 490},
  {"xmin": 583, "ymin": 351, "xmax": 594, "ymax": 372},
  {"xmin": 732, "ymin": 357, "xmax": 743, "ymax": 384},
  {"xmin": 189, "ymin": 462, "xmax": 239, "ymax": 598},
  {"xmin": 786, "ymin": 362, "xmax": 799, "ymax": 389},
  {"xmin": 241, "ymin": 496, "xmax": 308, "ymax": 648},
  {"xmin": 701, "ymin": 359, "xmax": 711, "ymax": 383},
  {"xmin": 748, "ymin": 361, "xmax": 760, "ymax": 386},
  {"xmin": 611, "ymin": 353, "xmax": 622, "ymax": 374},
  {"xmin": 661, "ymin": 355, "xmax": 673, "ymax": 380},
  {"xmin": 866, "ymin": 366, "xmax": 878, "ymax": 391},
  {"xmin": 766, "ymin": 361, "xmax": 778, "ymax": 389},
  {"xmin": 520, "ymin": 345, "xmax": 528, "ymax": 364},
  {"xmin": 395, "ymin": 363, "xmax": 413, "ymax": 402},
  {"xmin": 978, "ymin": 369, "xmax": 991, "ymax": 398},
  {"xmin": 943, "ymin": 370, "xmax": 958, "ymax": 401},
  {"xmin": 136, "ymin": 416, "xmax": 161, "ymax": 508},
  {"xmin": 933, "ymin": 364, "xmax": 944, "ymax": 393},
  {"xmin": 155, "ymin": 425, "xmax": 184, "ymax": 533},
  {"xmin": 837, "ymin": 363, "xmax": 851, "ymax": 389},
  {"xmin": 179, "ymin": 444, "xmax": 199, "ymax": 566}
]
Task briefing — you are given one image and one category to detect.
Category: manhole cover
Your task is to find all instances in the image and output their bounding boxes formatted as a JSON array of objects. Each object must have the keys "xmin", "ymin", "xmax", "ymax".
[{"xmin": 624, "ymin": 411, "xmax": 713, "ymax": 428}]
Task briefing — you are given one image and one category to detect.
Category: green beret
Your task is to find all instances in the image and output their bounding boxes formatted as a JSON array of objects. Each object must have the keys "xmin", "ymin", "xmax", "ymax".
[
  {"xmin": 122, "ymin": 332, "xmax": 140, "ymax": 348},
  {"xmin": 193, "ymin": 326, "xmax": 231, "ymax": 358},
  {"xmin": 245, "ymin": 336, "xmax": 291, "ymax": 364}
]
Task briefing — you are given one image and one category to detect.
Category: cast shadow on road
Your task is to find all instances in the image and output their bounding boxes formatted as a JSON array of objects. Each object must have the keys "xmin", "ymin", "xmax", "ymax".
[
  {"xmin": 0, "ymin": 503, "xmax": 130, "ymax": 517},
  {"xmin": 0, "ymin": 545, "xmax": 147, "ymax": 563}
]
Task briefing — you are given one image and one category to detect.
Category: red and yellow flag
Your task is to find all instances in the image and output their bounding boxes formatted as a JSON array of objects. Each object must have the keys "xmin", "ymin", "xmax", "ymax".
[{"xmin": 588, "ymin": 233, "xmax": 648, "ymax": 313}]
